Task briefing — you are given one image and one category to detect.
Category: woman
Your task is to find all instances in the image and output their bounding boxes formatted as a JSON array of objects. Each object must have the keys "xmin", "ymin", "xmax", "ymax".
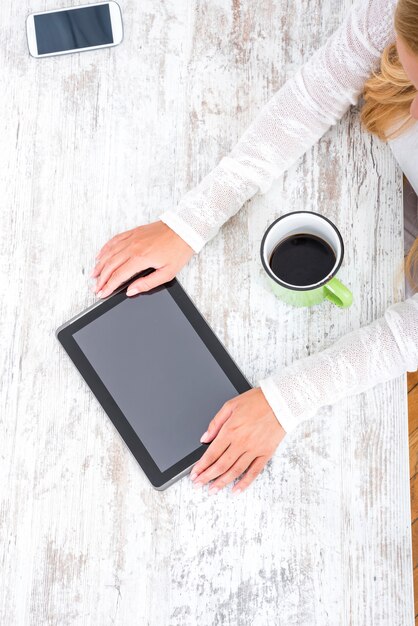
[{"xmin": 90, "ymin": 0, "xmax": 418, "ymax": 494}]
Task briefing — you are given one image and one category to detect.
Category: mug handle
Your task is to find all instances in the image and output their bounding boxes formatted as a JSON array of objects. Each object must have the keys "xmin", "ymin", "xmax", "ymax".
[{"xmin": 324, "ymin": 277, "xmax": 353, "ymax": 308}]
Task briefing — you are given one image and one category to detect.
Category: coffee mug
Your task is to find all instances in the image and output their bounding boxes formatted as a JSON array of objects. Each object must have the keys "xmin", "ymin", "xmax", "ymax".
[{"xmin": 260, "ymin": 211, "xmax": 353, "ymax": 308}]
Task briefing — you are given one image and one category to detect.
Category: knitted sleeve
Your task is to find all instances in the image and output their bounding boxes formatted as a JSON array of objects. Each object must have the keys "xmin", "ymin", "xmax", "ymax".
[
  {"xmin": 258, "ymin": 295, "xmax": 418, "ymax": 433},
  {"xmin": 159, "ymin": 0, "xmax": 396, "ymax": 253}
]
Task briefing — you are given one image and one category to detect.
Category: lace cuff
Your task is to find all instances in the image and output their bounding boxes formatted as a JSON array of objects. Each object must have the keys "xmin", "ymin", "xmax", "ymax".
[{"xmin": 258, "ymin": 295, "xmax": 418, "ymax": 433}]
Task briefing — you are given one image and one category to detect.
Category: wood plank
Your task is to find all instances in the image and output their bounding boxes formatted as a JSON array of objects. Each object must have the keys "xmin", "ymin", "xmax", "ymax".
[
  {"xmin": 409, "ymin": 376, "xmax": 418, "ymax": 614},
  {"xmin": 412, "ymin": 474, "xmax": 418, "ymax": 524},
  {"xmin": 410, "ymin": 427, "xmax": 418, "ymax": 478},
  {"xmin": 415, "ymin": 569, "xmax": 418, "ymax": 620},
  {"xmin": 412, "ymin": 520, "xmax": 418, "ymax": 571},
  {"xmin": 410, "ymin": 387, "xmax": 418, "ymax": 440},
  {"xmin": 409, "ymin": 371, "xmax": 418, "ymax": 393}
]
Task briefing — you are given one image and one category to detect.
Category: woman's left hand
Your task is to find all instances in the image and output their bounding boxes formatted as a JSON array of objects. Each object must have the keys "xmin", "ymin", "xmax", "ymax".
[{"xmin": 190, "ymin": 387, "xmax": 286, "ymax": 494}]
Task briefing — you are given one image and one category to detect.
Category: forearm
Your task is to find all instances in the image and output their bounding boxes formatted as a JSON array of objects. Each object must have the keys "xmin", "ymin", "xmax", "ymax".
[
  {"xmin": 259, "ymin": 295, "xmax": 418, "ymax": 433},
  {"xmin": 159, "ymin": 158, "xmax": 259, "ymax": 254}
]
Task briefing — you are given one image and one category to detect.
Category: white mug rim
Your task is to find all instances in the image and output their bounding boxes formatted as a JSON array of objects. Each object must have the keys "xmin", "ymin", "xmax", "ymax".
[{"xmin": 260, "ymin": 211, "xmax": 345, "ymax": 291}]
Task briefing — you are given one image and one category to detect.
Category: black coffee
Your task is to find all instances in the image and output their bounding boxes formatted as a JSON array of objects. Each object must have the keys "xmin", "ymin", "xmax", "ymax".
[{"xmin": 269, "ymin": 234, "xmax": 336, "ymax": 286}]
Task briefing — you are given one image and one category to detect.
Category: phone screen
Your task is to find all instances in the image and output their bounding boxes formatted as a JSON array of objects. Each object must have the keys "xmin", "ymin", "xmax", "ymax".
[{"xmin": 34, "ymin": 4, "xmax": 113, "ymax": 55}]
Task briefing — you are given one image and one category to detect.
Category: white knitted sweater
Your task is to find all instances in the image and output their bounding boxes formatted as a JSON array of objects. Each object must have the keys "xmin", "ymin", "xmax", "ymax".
[{"xmin": 159, "ymin": 0, "xmax": 418, "ymax": 433}]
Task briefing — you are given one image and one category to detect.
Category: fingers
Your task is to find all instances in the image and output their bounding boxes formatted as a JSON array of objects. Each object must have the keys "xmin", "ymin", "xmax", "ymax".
[
  {"xmin": 196, "ymin": 451, "xmax": 254, "ymax": 493},
  {"xmin": 91, "ymin": 237, "xmax": 131, "ymax": 279},
  {"xmin": 199, "ymin": 400, "xmax": 235, "ymax": 443},
  {"xmin": 194, "ymin": 446, "xmax": 241, "ymax": 485},
  {"xmin": 231, "ymin": 456, "xmax": 268, "ymax": 493},
  {"xmin": 126, "ymin": 266, "xmax": 174, "ymax": 295},
  {"xmin": 96, "ymin": 257, "xmax": 142, "ymax": 298},
  {"xmin": 91, "ymin": 221, "xmax": 195, "ymax": 299},
  {"xmin": 94, "ymin": 250, "xmax": 129, "ymax": 294},
  {"xmin": 95, "ymin": 230, "xmax": 132, "ymax": 263},
  {"xmin": 191, "ymin": 433, "xmax": 231, "ymax": 480}
]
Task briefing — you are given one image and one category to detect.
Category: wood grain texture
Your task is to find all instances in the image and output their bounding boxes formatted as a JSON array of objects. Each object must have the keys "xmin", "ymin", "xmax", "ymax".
[
  {"xmin": 408, "ymin": 373, "xmax": 418, "ymax": 617},
  {"xmin": 0, "ymin": 0, "xmax": 413, "ymax": 624},
  {"xmin": 409, "ymin": 371, "xmax": 418, "ymax": 393},
  {"xmin": 410, "ymin": 391, "xmax": 418, "ymax": 436}
]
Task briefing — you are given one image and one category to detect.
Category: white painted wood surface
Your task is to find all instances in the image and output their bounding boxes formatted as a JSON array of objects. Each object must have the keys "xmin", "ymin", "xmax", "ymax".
[{"xmin": 0, "ymin": 0, "xmax": 413, "ymax": 624}]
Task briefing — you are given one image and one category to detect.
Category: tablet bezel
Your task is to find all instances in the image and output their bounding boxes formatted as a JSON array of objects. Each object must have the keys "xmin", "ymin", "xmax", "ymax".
[{"xmin": 56, "ymin": 271, "xmax": 252, "ymax": 490}]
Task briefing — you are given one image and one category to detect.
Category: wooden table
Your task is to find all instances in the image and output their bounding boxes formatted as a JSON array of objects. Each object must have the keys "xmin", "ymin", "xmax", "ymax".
[{"xmin": 1, "ymin": 1, "xmax": 414, "ymax": 624}]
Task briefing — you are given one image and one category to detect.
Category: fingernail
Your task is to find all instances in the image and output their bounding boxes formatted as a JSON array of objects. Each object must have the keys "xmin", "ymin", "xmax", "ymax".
[
  {"xmin": 233, "ymin": 488, "xmax": 242, "ymax": 495},
  {"xmin": 193, "ymin": 481, "xmax": 203, "ymax": 489},
  {"xmin": 200, "ymin": 431, "xmax": 209, "ymax": 443},
  {"xmin": 208, "ymin": 486, "xmax": 219, "ymax": 495},
  {"xmin": 97, "ymin": 290, "xmax": 103, "ymax": 298},
  {"xmin": 190, "ymin": 471, "xmax": 198, "ymax": 480},
  {"xmin": 126, "ymin": 288, "xmax": 139, "ymax": 296}
]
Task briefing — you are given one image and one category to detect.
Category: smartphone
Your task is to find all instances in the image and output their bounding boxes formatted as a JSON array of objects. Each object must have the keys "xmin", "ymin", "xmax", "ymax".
[{"xmin": 26, "ymin": 1, "xmax": 123, "ymax": 58}]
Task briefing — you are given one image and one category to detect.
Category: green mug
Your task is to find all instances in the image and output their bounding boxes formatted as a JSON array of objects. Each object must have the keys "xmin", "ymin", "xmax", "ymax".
[{"xmin": 260, "ymin": 211, "xmax": 353, "ymax": 308}]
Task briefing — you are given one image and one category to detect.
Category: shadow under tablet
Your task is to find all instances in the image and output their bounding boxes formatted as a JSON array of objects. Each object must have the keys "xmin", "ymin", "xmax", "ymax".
[{"xmin": 56, "ymin": 269, "xmax": 252, "ymax": 490}]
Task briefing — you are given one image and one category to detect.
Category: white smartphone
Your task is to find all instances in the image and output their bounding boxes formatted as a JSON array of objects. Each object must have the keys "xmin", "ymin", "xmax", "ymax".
[{"xmin": 26, "ymin": 1, "xmax": 123, "ymax": 58}]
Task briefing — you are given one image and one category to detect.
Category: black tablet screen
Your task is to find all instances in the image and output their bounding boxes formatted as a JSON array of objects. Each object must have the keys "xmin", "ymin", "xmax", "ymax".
[{"xmin": 73, "ymin": 288, "xmax": 240, "ymax": 472}]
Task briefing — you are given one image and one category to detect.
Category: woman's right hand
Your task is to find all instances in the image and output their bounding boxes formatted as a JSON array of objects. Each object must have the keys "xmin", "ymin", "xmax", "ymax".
[{"xmin": 90, "ymin": 220, "xmax": 196, "ymax": 299}]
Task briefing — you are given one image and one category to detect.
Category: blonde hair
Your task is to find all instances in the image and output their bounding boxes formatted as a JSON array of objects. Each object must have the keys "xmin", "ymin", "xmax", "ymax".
[{"xmin": 360, "ymin": 0, "xmax": 418, "ymax": 292}]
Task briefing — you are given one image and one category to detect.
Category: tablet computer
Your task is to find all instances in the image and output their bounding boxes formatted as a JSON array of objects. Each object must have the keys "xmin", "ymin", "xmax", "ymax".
[{"xmin": 56, "ymin": 269, "xmax": 252, "ymax": 490}]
